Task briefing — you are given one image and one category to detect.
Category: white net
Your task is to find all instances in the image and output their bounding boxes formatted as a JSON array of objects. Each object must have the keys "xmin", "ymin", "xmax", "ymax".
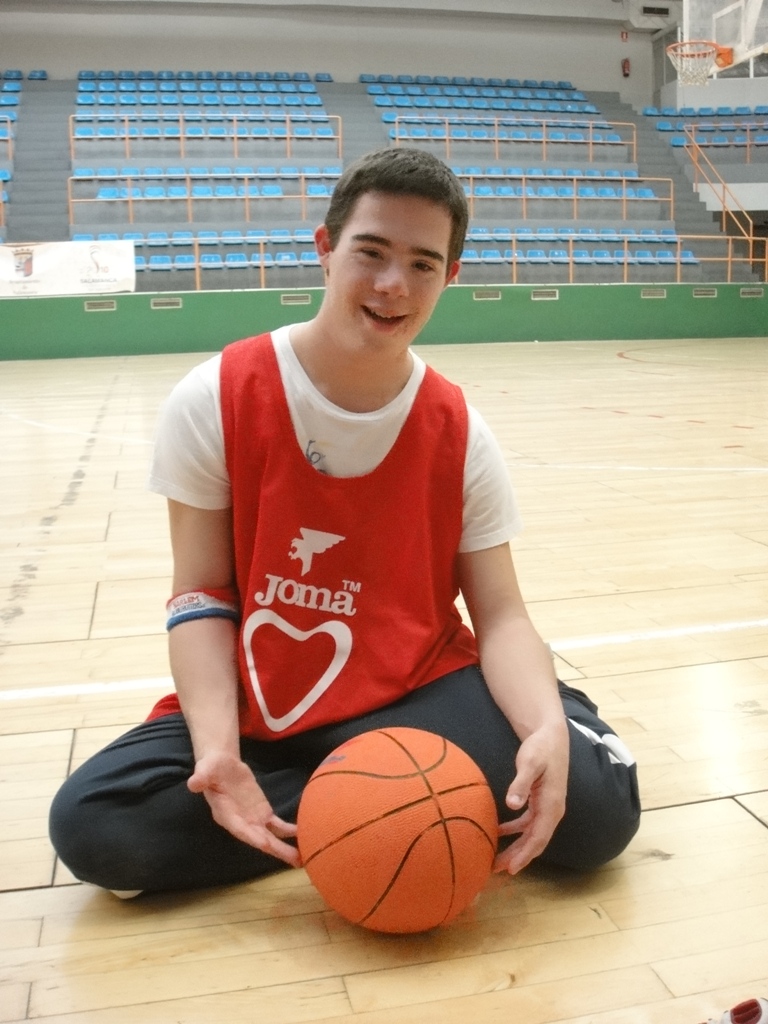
[{"xmin": 666, "ymin": 39, "xmax": 718, "ymax": 84}]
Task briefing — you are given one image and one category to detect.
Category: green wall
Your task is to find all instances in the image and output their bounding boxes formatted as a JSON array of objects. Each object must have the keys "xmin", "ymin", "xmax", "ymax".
[{"xmin": 0, "ymin": 283, "xmax": 765, "ymax": 361}]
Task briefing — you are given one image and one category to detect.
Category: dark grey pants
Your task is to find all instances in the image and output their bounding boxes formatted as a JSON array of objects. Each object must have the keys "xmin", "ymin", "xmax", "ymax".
[{"xmin": 49, "ymin": 667, "xmax": 640, "ymax": 892}]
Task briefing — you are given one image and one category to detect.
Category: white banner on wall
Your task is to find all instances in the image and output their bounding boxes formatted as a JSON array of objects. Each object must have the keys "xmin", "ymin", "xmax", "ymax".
[{"xmin": 0, "ymin": 240, "xmax": 136, "ymax": 297}]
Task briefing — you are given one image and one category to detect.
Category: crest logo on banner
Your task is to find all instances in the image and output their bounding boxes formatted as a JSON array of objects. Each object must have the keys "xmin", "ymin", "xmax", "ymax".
[{"xmin": 13, "ymin": 248, "xmax": 34, "ymax": 279}]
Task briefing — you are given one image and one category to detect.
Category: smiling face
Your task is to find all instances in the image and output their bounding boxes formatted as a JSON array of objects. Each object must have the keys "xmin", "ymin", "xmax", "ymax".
[{"xmin": 313, "ymin": 190, "xmax": 460, "ymax": 356}]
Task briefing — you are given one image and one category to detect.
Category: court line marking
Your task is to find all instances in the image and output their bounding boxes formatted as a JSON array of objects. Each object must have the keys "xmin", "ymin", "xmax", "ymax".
[
  {"xmin": 2, "ymin": 616, "xmax": 767, "ymax": 701},
  {"xmin": 551, "ymin": 616, "xmax": 768, "ymax": 651},
  {"xmin": 513, "ymin": 463, "xmax": 768, "ymax": 474},
  {"xmin": 0, "ymin": 409, "xmax": 154, "ymax": 446},
  {"xmin": 0, "ymin": 677, "xmax": 173, "ymax": 702}
]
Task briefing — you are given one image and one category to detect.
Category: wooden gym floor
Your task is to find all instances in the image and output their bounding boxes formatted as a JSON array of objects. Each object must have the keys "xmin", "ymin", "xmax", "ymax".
[{"xmin": 0, "ymin": 335, "xmax": 767, "ymax": 1023}]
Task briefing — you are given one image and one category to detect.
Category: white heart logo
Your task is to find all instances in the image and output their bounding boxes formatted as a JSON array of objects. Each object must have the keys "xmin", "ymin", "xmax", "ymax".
[{"xmin": 242, "ymin": 609, "xmax": 353, "ymax": 733}]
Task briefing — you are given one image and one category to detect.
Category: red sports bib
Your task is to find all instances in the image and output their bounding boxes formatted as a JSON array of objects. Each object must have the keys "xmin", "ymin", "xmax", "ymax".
[{"xmin": 148, "ymin": 333, "xmax": 478, "ymax": 739}]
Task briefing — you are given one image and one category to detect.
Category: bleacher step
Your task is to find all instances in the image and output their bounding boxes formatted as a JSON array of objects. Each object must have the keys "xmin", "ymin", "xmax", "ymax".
[{"xmin": 5, "ymin": 82, "xmax": 77, "ymax": 242}]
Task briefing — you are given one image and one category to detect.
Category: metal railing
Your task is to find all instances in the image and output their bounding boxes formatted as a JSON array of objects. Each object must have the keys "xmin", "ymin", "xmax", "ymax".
[
  {"xmin": 68, "ymin": 113, "xmax": 343, "ymax": 162},
  {"xmin": 67, "ymin": 170, "xmax": 336, "ymax": 226},
  {"xmin": 7, "ymin": 232, "xmax": 763, "ymax": 289},
  {"xmin": 455, "ymin": 231, "xmax": 766, "ymax": 285},
  {"xmin": 458, "ymin": 171, "xmax": 673, "ymax": 222},
  {"xmin": 122, "ymin": 230, "xmax": 766, "ymax": 289},
  {"xmin": 390, "ymin": 115, "xmax": 638, "ymax": 165},
  {"xmin": 679, "ymin": 125, "xmax": 759, "ymax": 264},
  {"xmin": 680, "ymin": 123, "xmax": 768, "ymax": 165}
]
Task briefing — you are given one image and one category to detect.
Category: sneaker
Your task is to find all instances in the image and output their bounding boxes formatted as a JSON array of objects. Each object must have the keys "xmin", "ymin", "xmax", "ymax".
[{"xmin": 702, "ymin": 999, "xmax": 768, "ymax": 1024}]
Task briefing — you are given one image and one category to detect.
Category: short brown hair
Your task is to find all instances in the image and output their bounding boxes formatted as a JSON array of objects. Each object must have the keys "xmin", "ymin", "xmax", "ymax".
[{"xmin": 323, "ymin": 148, "xmax": 468, "ymax": 268}]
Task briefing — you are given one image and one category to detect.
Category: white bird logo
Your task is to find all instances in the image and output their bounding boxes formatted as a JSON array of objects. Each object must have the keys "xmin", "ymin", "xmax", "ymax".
[{"xmin": 289, "ymin": 528, "xmax": 345, "ymax": 576}]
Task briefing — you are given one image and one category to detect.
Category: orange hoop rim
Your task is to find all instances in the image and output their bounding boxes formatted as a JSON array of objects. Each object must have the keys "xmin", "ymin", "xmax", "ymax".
[{"xmin": 666, "ymin": 39, "xmax": 718, "ymax": 60}]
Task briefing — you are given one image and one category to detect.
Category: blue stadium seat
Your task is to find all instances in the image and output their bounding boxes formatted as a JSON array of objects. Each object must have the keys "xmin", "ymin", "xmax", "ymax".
[
  {"xmin": 275, "ymin": 251, "xmax": 299, "ymax": 267},
  {"xmin": 200, "ymin": 253, "xmax": 224, "ymax": 269},
  {"xmin": 613, "ymin": 249, "xmax": 637, "ymax": 265}
]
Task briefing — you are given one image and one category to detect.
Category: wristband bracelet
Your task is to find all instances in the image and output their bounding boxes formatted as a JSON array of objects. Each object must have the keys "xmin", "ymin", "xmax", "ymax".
[{"xmin": 166, "ymin": 589, "xmax": 240, "ymax": 631}]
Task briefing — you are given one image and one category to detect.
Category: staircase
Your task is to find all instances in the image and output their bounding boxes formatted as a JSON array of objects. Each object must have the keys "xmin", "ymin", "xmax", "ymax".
[
  {"xmin": 5, "ymin": 79, "xmax": 77, "ymax": 243},
  {"xmin": 318, "ymin": 82, "xmax": 389, "ymax": 163},
  {"xmin": 587, "ymin": 90, "xmax": 759, "ymax": 282}
]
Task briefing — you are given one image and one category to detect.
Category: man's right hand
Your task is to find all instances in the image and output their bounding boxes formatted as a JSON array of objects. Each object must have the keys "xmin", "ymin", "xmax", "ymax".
[{"xmin": 188, "ymin": 752, "xmax": 301, "ymax": 868}]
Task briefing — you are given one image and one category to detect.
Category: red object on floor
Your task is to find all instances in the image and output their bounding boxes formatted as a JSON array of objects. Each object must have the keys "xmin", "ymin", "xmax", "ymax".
[
  {"xmin": 702, "ymin": 999, "xmax": 768, "ymax": 1024},
  {"xmin": 731, "ymin": 1001, "xmax": 768, "ymax": 1024}
]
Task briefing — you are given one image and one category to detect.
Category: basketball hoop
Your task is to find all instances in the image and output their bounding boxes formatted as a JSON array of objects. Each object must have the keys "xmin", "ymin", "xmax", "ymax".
[{"xmin": 666, "ymin": 39, "xmax": 718, "ymax": 85}]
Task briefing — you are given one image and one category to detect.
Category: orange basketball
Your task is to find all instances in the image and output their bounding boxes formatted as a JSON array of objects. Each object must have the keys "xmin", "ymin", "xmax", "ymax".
[{"xmin": 297, "ymin": 727, "xmax": 498, "ymax": 933}]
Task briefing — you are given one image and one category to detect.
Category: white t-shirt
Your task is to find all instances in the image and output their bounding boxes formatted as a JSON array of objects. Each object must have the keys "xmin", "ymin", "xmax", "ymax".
[{"xmin": 148, "ymin": 325, "xmax": 521, "ymax": 553}]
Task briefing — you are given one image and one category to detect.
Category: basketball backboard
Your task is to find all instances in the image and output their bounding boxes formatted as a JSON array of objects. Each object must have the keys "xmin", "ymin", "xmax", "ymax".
[{"xmin": 683, "ymin": 0, "xmax": 768, "ymax": 66}]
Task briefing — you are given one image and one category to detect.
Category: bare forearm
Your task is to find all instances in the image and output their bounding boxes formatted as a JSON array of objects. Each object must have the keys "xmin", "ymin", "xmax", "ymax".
[
  {"xmin": 169, "ymin": 617, "xmax": 242, "ymax": 761},
  {"xmin": 477, "ymin": 615, "xmax": 565, "ymax": 741}
]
